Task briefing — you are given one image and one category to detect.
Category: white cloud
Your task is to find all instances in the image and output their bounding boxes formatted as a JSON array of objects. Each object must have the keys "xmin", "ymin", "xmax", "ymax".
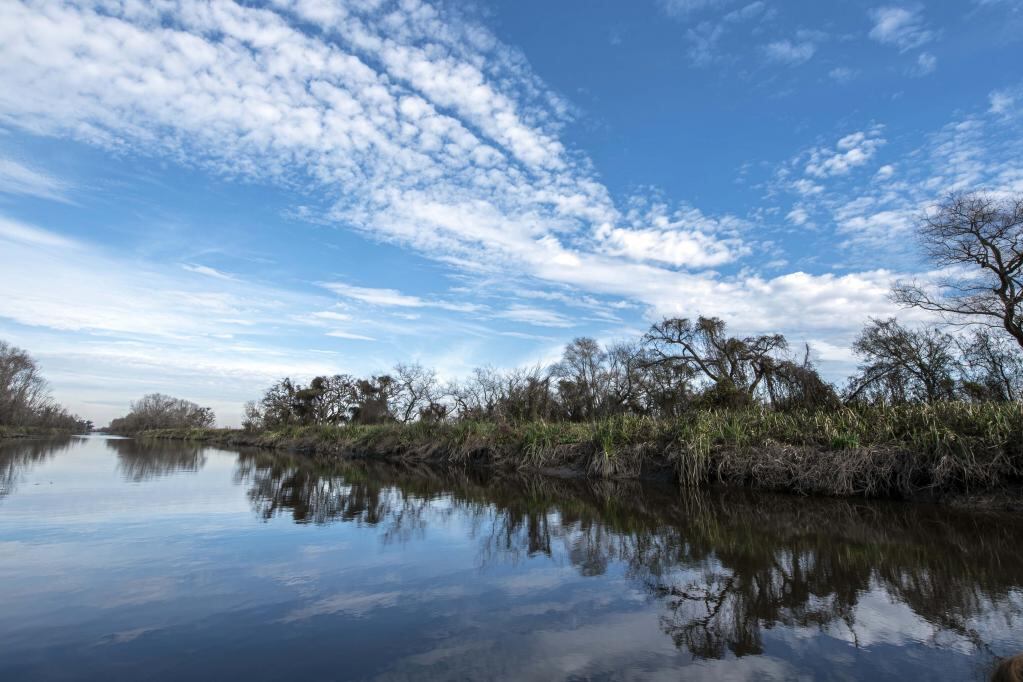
[
  {"xmin": 828, "ymin": 67, "xmax": 859, "ymax": 84},
  {"xmin": 764, "ymin": 40, "xmax": 816, "ymax": 66},
  {"xmin": 805, "ymin": 127, "xmax": 886, "ymax": 178},
  {"xmin": 0, "ymin": 157, "xmax": 72, "ymax": 202},
  {"xmin": 874, "ymin": 164, "xmax": 896, "ymax": 181},
  {"xmin": 686, "ymin": 21, "xmax": 726, "ymax": 66},
  {"xmin": 0, "ymin": 216, "xmax": 78, "ymax": 249},
  {"xmin": 659, "ymin": 0, "xmax": 735, "ymax": 18},
  {"xmin": 598, "ymin": 226, "xmax": 744, "ymax": 267},
  {"xmin": 320, "ymin": 282, "xmax": 481, "ymax": 312},
  {"xmin": 325, "ymin": 330, "xmax": 376, "ymax": 341},
  {"xmin": 792, "ymin": 178, "xmax": 825, "ymax": 196},
  {"xmin": 868, "ymin": 6, "xmax": 935, "ymax": 51},
  {"xmin": 836, "ymin": 207, "xmax": 917, "ymax": 247},
  {"xmin": 596, "ymin": 204, "xmax": 749, "ymax": 268},
  {"xmin": 321, "ymin": 283, "xmax": 428, "ymax": 308},
  {"xmin": 309, "ymin": 311, "xmax": 352, "ymax": 323},
  {"xmin": 724, "ymin": 2, "xmax": 768, "ymax": 22},
  {"xmin": 909, "ymin": 51, "xmax": 937, "ymax": 76},
  {"xmin": 495, "ymin": 305, "xmax": 575, "ymax": 328},
  {"xmin": 989, "ymin": 88, "xmax": 1016, "ymax": 116},
  {"xmin": 786, "ymin": 206, "xmax": 810, "ymax": 226},
  {"xmin": 0, "ymin": 0, "xmax": 779, "ymax": 323},
  {"xmin": 181, "ymin": 264, "xmax": 235, "ymax": 280}
]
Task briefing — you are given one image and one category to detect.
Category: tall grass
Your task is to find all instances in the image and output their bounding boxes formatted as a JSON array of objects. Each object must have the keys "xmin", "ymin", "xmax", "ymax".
[{"xmin": 140, "ymin": 402, "xmax": 1023, "ymax": 500}]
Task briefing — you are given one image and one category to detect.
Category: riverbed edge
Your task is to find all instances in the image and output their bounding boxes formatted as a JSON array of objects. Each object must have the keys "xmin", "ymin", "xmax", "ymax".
[
  {"xmin": 0, "ymin": 426, "xmax": 87, "ymax": 440},
  {"xmin": 125, "ymin": 419, "xmax": 1023, "ymax": 512}
]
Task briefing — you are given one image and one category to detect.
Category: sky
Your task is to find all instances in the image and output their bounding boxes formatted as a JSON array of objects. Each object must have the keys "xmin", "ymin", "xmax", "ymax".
[{"xmin": 0, "ymin": 0, "xmax": 1021, "ymax": 426}]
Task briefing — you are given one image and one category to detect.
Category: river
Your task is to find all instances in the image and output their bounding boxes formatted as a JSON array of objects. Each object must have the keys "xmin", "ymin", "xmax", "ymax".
[{"xmin": 1, "ymin": 434, "xmax": 1021, "ymax": 680}]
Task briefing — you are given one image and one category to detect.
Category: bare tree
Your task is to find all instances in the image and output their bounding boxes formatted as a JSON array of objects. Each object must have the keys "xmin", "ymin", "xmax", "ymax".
[
  {"xmin": 108, "ymin": 393, "xmax": 216, "ymax": 432},
  {"xmin": 604, "ymin": 341, "xmax": 650, "ymax": 416},
  {"xmin": 500, "ymin": 365, "xmax": 556, "ymax": 421},
  {"xmin": 0, "ymin": 341, "xmax": 88, "ymax": 430},
  {"xmin": 449, "ymin": 366, "xmax": 503, "ymax": 420},
  {"xmin": 553, "ymin": 337, "xmax": 608, "ymax": 420},
  {"xmin": 893, "ymin": 193, "xmax": 1023, "ymax": 348},
  {"xmin": 844, "ymin": 318, "xmax": 957, "ymax": 404},
  {"xmin": 762, "ymin": 345, "xmax": 840, "ymax": 411},
  {"xmin": 242, "ymin": 400, "xmax": 264, "ymax": 432},
  {"xmin": 391, "ymin": 363, "xmax": 440, "ymax": 424},
  {"xmin": 0, "ymin": 341, "xmax": 49, "ymax": 425},
  {"xmin": 633, "ymin": 348, "xmax": 697, "ymax": 417},
  {"xmin": 643, "ymin": 317, "xmax": 788, "ymax": 404},
  {"xmin": 449, "ymin": 365, "xmax": 557, "ymax": 422},
  {"xmin": 958, "ymin": 329, "xmax": 1023, "ymax": 402}
]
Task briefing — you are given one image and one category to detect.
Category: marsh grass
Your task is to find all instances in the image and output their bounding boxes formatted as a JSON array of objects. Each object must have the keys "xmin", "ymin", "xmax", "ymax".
[
  {"xmin": 141, "ymin": 402, "xmax": 1023, "ymax": 500},
  {"xmin": 0, "ymin": 425, "xmax": 82, "ymax": 439}
]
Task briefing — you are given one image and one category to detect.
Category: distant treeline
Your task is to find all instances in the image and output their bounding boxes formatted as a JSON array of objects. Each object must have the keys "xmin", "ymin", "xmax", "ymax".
[
  {"xmin": 0, "ymin": 341, "xmax": 91, "ymax": 434},
  {"xmin": 234, "ymin": 316, "xmax": 1022, "ymax": 432}
]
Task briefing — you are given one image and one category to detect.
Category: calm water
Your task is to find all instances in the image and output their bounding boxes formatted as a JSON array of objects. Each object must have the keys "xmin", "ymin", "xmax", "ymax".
[{"xmin": 1, "ymin": 435, "xmax": 1022, "ymax": 681}]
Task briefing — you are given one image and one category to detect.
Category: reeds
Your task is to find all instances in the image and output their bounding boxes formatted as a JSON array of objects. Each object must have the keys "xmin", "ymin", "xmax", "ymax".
[{"xmin": 140, "ymin": 401, "xmax": 1023, "ymax": 500}]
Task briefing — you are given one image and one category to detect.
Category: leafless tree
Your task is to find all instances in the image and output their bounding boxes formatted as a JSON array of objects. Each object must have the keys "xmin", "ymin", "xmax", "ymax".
[
  {"xmin": 844, "ymin": 318, "xmax": 957, "ymax": 404},
  {"xmin": 761, "ymin": 345, "xmax": 841, "ymax": 411},
  {"xmin": 242, "ymin": 400, "xmax": 264, "ymax": 432},
  {"xmin": 448, "ymin": 365, "xmax": 557, "ymax": 422},
  {"xmin": 391, "ymin": 363, "xmax": 440, "ymax": 424},
  {"xmin": 501, "ymin": 365, "xmax": 557, "ymax": 421},
  {"xmin": 449, "ymin": 366, "xmax": 504, "ymax": 420},
  {"xmin": 892, "ymin": 193, "xmax": 1023, "ymax": 348},
  {"xmin": 634, "ymin": 348, "xmax": 697, "ymax": 417},
  {"xmin": 107, "ymin": 393, "xmax": 216, "ymax": 432},
  {"xmin": 604, "ymin": 341, "xmax": 651, "ymax": 415},
  {"xmin": 0, "ymin": 341, "xmax": 88, "ymax": 430},
  {"xmin": 0, "ymin": 340, "xmax": 49, "ymax": 425},
  {"xmin": 958, "ymin": 329, "xmax": 1023, "ymax": 402},
  {"xmin": 643, "ymin": 317, "xmax": 788, "ymax": 405},
  {"xmin": 552, "ymin": 337, "xmax": 609, "ymax": 420}
]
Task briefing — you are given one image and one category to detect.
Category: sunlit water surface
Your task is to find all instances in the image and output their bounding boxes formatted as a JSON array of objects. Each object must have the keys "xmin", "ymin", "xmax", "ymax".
[{"xmin": 1, "ymin": 435, "xmax": 1021, "ymax": 681}]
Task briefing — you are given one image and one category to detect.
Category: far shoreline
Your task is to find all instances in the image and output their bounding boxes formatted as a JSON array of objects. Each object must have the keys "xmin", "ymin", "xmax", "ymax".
[{"xmin": 114, "ymin": 405, "xmax": 1023, "ymax": 513}]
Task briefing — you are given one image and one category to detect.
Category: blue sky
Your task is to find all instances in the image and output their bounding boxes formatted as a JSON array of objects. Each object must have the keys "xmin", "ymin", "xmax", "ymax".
[{"xmin": 0, "ymin": 0, "xmax": 1021, "ymax": 425}]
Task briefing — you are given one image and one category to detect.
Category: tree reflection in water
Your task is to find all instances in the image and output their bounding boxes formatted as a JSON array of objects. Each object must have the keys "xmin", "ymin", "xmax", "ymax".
[
  {"xmin": 0, "ymin": 436, "xmax": 76, "ymax": 500},
  {"xmin": 105, "ymin": 437, "xmax": 207, "ymax": 481},
  {"xmin": 234, "ymin": 451, "xmax": 1023, "ymax": 663}
]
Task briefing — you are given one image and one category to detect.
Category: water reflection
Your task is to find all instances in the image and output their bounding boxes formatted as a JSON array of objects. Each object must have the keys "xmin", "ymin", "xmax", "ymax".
[
  {"xmin": 2, "ymin": 439, "xmax": 1020, "ymax": 680},
  {"xmin": 106, "ymin": 437, "xmax": 207, "ymax": 481},
  {"xmin": 237, "ymin": 452, "xmax": 1023, "ymax": 665},
  {"xmin": 0, "ymin": 437, "xmax": 76, "ymax": 500}
]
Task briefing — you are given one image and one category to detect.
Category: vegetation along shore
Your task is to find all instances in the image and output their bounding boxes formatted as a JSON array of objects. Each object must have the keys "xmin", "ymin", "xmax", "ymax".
[{"xmin": 135, "ymin": 401, "xmax": 1023, "ymax": 508}]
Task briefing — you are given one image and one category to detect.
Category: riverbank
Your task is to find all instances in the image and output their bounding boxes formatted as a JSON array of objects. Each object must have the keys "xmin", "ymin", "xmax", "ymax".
[
  {"xmin": 0, "ymin": 425, "xmax": 86, "ymax": 440},
  {"xmin": 129, "ymin": 403, "xmax": 1023, "ymax": 508}
]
